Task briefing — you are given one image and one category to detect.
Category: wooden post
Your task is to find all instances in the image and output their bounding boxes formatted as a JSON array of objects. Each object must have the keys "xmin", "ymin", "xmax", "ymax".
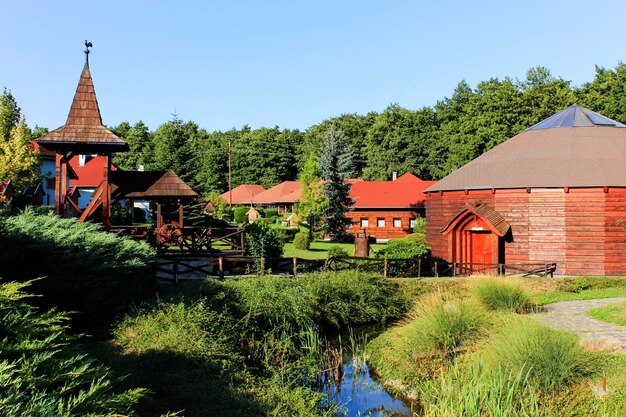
[
  {"xmin": 293, "ymin": 257, "xmax": 297, "ymax": 277},
  {"xmin": 544, "ymin": 264, "xmax": 548, "ymax": 277},
  {"xmin": 260, "ymin": 257, "xmax": 265, "ymax": 274},
  {"xmin": 434, "ymin": 261, "xmax": 438, "ymax": 278},
  {"xmin": 452, "ymin": 262, "xmax": 457, "ymax": 277},
  {"xmin": 383, "ymin": 258, "xmax": 388, "ymax": 278},
  {"xmin": 60, "ymin": 156, "xmax": 67, "ymax": 215},
  {"xmin": 156, "ymin": 203, "xmax": 163, "ymax": 229},
  {"xmin": 54, "ymin": 153, "xmax": 62, "ymax": 215},
  {"xmin": 218, "ymin": 257, "xmax": 224, "ymax": 280},
  {"xmin": 418, "ymin": 258, "xmax": 421, "ymax": 277},
  {"xmin": 102, "ymin": 154, "xmax": 111, "ymax": 230},
  {"xmin": 499, "ymin": 264, "xmax": 504, "ymax": 275},
  {"xmin": 178, "ymin": 202, "xmax": 184, "ymax": 227}
]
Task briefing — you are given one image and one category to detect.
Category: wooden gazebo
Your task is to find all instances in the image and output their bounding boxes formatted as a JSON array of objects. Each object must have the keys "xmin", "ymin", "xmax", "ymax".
[{"xmin": 35, "ymin": 43, "xmax": 129, "ymax": 229}]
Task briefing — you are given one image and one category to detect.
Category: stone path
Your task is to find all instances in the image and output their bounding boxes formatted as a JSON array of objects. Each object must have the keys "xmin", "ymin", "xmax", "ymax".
[{"xmin": 533, "ymin": 297, "xmax": 626, "ymax": 354}]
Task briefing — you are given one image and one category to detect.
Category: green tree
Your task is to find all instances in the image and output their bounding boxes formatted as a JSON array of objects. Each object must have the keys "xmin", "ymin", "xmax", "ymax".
[
  {"xmin": 111, "ymin": 121, "xmax": 152, "ymax": 171},
  {"xmin": 0, "ymin": 88, "xmax": 21, "ymax": 142},
  {"xmin": 318, "ymin": 126, "xmax": 354, "ymax": 240},
  {"xmin": 295, "ymin": 152, "xmax": 327, "ymax": 238},
  {"xmin": 577, "ymin": 62, "xmax": 626, "ymax": 123},
  {"xmin": 207, "ymin": 190, "xmax": 232, "ymax": 221},
  {"xmin": 0, "ymin": 118, "xmax": 40, "ymax": 188}
]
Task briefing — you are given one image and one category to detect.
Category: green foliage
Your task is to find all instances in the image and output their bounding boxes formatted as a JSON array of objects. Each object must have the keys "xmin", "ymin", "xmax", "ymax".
[
  {"xmin": 296, "ymin": 153, "xmax": 327, "ymax": 236},
  {"xmin": 419, "ymin": 361, "xmax": 545, "ymax": 417},
  {"xmin": 318, "ymin": 126, "xmax": 354, "ymax": 239},
  {"xmin": 0, "ymin": 280, "xmax": 144, "ymax": 416},
  {"xmin": 264, "ymin": 208, "xmax": 278, "ymax": 219},
  {"xmin": 0, "ymin": 90, "xmax": 40, "ymax": 189},
  {"xmin": 327, "ymin": 245, "xmax": 348, "ymax": 258},
  {"xmin": 415, "ymin": 295, "xmax": 485, "ymax": 354},
  {"xmin": 206, "ymin": 191, "xmax": 232, "ymax": 221},
  {"xmin": 377, "ymin": 237, "xmax": 430, "ymax": 276},
  {"xmin": 412, "ymin": 217, "xmax": 426, "ymax": 234},
  {"xmin": 234, "ymin": 206, "xmax": 249, "ymax": 225},
  {"xmin": 473, "ymin": 278, "xmax": 534, "ymax": 313},
  {"xmin": 244, "ymin": 222, "xmax": 284, "ymax": 260},
  {"xmin": 483, "ymin": 316, "xmax": 597, "ymax": 391},
  {"xmin": 293, "ymin": 231, "xmax": 312, "ymax": 250},
  {"xmin": 271, "ymin": 226, "xmax": 299, "ymax": 243},
  {"xmin": 111, "ymin": 121, "xmax": 152, "ymax": 171},
  {"xmin": 0, "ymin": 209, "xmax": 156, "ymax": 318}
]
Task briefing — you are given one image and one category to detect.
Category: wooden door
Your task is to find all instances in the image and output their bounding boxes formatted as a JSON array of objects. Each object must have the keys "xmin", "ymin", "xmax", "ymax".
[{"xmin": 470, "ymin": 231, "xmax": 493, "ymax": 265}]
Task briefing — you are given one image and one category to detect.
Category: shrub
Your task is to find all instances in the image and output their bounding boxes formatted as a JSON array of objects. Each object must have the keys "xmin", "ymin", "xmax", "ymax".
[
  {"xmin": 0, "ymin": 280, "xmax": 144, "ymax": 416},
  {"xmin": 377, "ymin": 237, "xmax": 430, "ymax": 276},
  {"xmin": 245, "ymin": 222, "xmax": 284, "ymax": 259},
  {"xmin": 413, "ymin": 217, "xmax": 426, "ymax": 234},
  {"xmin": 234, "ymin": 206, "xmax": 249, "ymax": 224},
  {"xmin": 293, "ymin": 231, "xmax": 312, "ymax": 250},
  {"xmin": 474, "ymin": 278, "xmax": 534, "ymax": 313},
  {"xmin": 416, "ymin": 294, "xmax": 485, "ymax": 354},
  {"xmin": 264, "ymin": 208, "xmax": 278, "ymax": 219},
  {"xmin": 327, "ymin": 245, "xmax": 348, "ymax": 258},
  {"xmin": 0, "ymin": 209, "xmax": 155, "ymax": 318},
  {"xmin": 483, "ymin": 316, "xmax": 597, "ymax": 391},
  {"xmin": 34, "ymin": 205, "xmax": 54, "ymax": 215},
  {"xmin": 272, "ymin": 226, "xmax": 299, "ymax": 243}
]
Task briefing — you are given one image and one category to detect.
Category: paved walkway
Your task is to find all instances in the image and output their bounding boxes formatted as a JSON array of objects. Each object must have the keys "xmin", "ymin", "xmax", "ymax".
[{"xmin": 533, "ymin": 297, "xmax": 626, "ymax": 354}]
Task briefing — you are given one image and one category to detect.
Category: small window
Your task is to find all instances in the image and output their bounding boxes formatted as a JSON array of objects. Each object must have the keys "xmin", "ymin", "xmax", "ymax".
[
  {"xmin": 393, "ymin": 218, "xmax": 402, "ymax": 228},
  {"xmin": 377, "ymin": 218, "xmax": 385, "ymax": 227},
  {"xmin": 360, "ymin": 218, "xmax": 369, "ymax": 228},
  {"xmin": 409, "ymin": 218, "xmax": 416, "ymax": 229}
]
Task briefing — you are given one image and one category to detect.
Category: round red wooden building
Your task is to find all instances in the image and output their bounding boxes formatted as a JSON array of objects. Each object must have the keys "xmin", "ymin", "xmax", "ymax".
[{"xmin": 424, "ymin": 105, "xmax": 626, "ymax": 276}]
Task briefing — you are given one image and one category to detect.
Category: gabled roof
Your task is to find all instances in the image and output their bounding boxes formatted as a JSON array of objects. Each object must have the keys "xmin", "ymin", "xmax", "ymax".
[
  {"xmin": 442, "ymin": 202, "xmax": 510, "ymax": 237},
  {"xmin": 69, "ymin": 156, "xmax": 118, "ymax": 188},
  {"xmin": 35, "ymin": 62, "xmax": 128, "ymax": 154},
  {"xmin": 350, "ymin": 173, "xmax": 436, "ymax": 208},
  {"xmin": 111, "ymin": 170, "xmax": 198, "ymax": 200},
  {"xmin": 220, "ymin": 184, "xmax": 266, "ymax": 205},
  {"xmin": 255, "ymin": 181, "xmax": 301, "ymax": 204},
  {"xmin": 426, "ymin": 105, "xmax": 626, "ymax": 192},
  {"xmin": 0, "ymin": 180, "xmax": 14, "ymax": 196}
]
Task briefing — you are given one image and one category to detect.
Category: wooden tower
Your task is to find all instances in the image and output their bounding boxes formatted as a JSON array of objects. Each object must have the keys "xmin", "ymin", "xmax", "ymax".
[{"xmin": 35, "ymin": 42, "xmax": 129, "ymax": 229}]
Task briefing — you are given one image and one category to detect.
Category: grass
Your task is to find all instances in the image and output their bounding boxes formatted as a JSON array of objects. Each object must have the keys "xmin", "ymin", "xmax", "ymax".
[
  {"xmin": 588, "ymin": 301, "xmax": 626, "ymax": 326},
  {"xmin": 283, "ymin": 240, "xmax": 386, "ymax": 259},
  {"xmin": 473, "ymin": 277, "xmax": 534, "ymax": 312}
]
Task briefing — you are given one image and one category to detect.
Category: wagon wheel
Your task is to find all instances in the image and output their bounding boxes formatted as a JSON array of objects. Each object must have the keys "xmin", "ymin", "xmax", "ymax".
[{"xmin": 159, "ymin": 223, "xmax": 183, "ymax": 246}]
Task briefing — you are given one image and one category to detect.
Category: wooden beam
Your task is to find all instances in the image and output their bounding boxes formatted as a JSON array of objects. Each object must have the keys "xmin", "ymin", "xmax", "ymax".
[
  {"xmin": 103, "ymin": 154, "xmax": 111, "ymax": 230},
  {"xmin": 60, "ymin": 156, "xmax": 67, "ymax": 215},
  {"xmin": 54, "ymin": 153, "xmax": 62, "ymax": 215},
  {"xmin": 179, "ymin": 202, "xmax": 184, "ymax": 227}
]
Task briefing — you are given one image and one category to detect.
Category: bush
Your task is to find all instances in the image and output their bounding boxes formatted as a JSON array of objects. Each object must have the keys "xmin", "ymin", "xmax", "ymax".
[
  {"xmin": 245, "ymin": 222, "xmax": 284, "ymax": 260},
  {"xmin": 273, "ymin": 226, "xmax": 299, "ymax": 243},
  {"xmin": 474, "ymin": 278, "xmax": 534, "ymax": 313},
  {"xmin": 34, "ymin": 205, "xmax": 54, "ymax": 215},
  {"xmin": 293, "ymin": 232, "xmax": 312, "ymax": 250},
  {"xmin": 264, "ymin": 208, "xmax": 278, "ymax": 219},
  {"xmin": 1, "ymin": 280, "xmax": 144, "ymax": 416},
  {"xmin": 483, "ymin": 316, "xmax": 597, "ymax": 391},
  {"xmin": 416, "ymin": 294, "xmax": 485, "ymax": 354},
  {"xmin": 377, "ymin": 237, "xmax": 430, "ymax": 276},
  {"xmin": 0, "ymin": 209, "xmax": 155, "ymax": 318},
  {"xmin": 413, "ymin": 217, "xmax": 426, "ymax": 234},
  {"xmin": 234, "ymin": 206, "xmax": 249, "ymax": 224},
  {"xmin": 327, "ymin": 245, "xmax": 348, "ymax": 258}
]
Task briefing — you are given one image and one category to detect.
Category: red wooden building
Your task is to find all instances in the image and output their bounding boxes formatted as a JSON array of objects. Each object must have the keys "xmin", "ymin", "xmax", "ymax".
[
  {"xmin": 347, "ymin": 173, "xmax": 435, "ymax": 240},
  {"xmin": 425, "ymin": 105, "xmax": 626, "ymax": 276}
]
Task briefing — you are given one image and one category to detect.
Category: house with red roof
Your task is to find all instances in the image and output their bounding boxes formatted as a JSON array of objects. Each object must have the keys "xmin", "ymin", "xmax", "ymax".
[
  {"xmin": 346, "ymin": 172, "xmax": 436, "ymax": 240},
  {"xmin": 68, "ymin": 154, "xmax": 118, "ymax": 208},
  {"xmin": 254, "ymin": 181, "xmax": 302, "ymax": 215},
  {"xmin": 220, "ymin": 184, "xmax": 266, "ymax": 206}
]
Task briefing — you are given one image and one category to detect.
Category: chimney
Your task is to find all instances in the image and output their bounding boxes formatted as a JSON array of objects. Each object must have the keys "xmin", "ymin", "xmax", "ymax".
[{"xmin": 392, "ymin": 171, "xmax": 398, "ymax": 181}]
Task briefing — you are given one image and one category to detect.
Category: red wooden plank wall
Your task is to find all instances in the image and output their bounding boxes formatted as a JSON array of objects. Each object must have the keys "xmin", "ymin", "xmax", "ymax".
[{"xmin": 426, "ymin": 188, "xmax": 626, "ymax": 276}]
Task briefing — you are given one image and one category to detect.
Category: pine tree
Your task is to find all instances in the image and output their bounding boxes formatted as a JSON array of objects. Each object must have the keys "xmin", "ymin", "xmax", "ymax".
[{"xmin": 318, "ymin": 126, "xmax": 354, "ymax": 240}]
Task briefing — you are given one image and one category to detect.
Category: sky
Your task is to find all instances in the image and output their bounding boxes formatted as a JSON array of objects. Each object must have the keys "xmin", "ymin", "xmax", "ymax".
[{"xmin": 3, "ymin": 0, "xmax": 626, "ymax": 133}]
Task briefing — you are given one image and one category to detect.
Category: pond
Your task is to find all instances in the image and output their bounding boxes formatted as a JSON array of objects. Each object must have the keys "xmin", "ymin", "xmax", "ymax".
[{"xmin": 320, "ymin": 328, "xmax": 417, "ymax": 417}]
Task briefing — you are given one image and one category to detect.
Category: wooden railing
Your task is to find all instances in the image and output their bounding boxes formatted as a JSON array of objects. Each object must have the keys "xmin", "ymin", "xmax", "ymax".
[{"xmin": 438, "ymin": 261, "xmax": 557, "ymax": 277}]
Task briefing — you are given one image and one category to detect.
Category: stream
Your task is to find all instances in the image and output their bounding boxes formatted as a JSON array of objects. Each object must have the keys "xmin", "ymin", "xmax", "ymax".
[{"xmin": 319, "ymin": 327, "xmax": 416, "ymax": 417}]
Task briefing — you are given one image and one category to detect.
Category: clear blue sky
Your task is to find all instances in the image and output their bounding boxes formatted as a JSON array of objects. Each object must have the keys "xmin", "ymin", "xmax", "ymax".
[{"xmin": 3, "ymin": 0, "xmax": 626, "ymax": 132}]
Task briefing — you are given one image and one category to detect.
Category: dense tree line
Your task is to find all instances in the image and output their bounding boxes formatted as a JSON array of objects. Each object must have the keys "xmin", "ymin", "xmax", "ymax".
[{"xmin": 5, "ymin": 63, "xmax": 626, "ymax": 196}]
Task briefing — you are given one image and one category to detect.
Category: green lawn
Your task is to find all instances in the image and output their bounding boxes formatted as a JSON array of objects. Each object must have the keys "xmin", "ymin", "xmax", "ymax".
[
  {"xmin": 588, "ymin": 300, "xmax": 626, "ymax": 326},
  {"xmin": 283, "ymin": 240, "xmax": 387, "ymax": 259}
]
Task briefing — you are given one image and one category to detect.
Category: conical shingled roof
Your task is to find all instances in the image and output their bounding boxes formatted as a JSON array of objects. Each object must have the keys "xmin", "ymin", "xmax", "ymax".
[
  {"xmin": 425, "ymin": 105, "xmax": 626, "ymax": 192},
  {"xmin": 36, "ymin": 62, "xmax": 128, "ymax": 154},
  {"xmin": 111, "ymin": 170, "xmax": 198, "ymax": 199}
]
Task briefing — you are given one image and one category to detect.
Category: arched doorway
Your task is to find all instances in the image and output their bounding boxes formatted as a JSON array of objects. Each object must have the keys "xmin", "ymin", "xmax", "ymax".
[{"xmin": 441, "ymin": 202, "xmax": 510, "ymax": 269}]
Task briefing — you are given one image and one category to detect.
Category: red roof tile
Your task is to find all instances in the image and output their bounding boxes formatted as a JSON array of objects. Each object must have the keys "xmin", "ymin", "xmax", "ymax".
[
  {"xmin": 350, "ymin": 173, "xmax": 436, "ymax": 208},
  {"xmin": 254, "ymin": 181, "xmax": 302, "ymax": 204},
  {"xmin": 220, "ymin": 184, "xmax": 266, "ymax": 205},
  {"xmin": 69, "ymin": 156, "xmax": 117, "ymax": 187}
]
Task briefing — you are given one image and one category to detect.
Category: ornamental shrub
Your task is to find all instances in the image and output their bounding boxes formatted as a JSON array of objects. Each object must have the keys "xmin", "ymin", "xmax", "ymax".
[
  {"xmin": 245, "ymin": 222, "xmax": 284, "ymax": 260},
  {"xmin": 293, "ymin": 232, "xmax": 312, "ymax": 250},
  {"xmin": 234, "ymin": 206, "xmax": 249, "ymax": 225},
  {"xmin": 327, "ymin": 245, "xmax": 348, "ymax": 258},
  {"xmin": 473, "ymin": 278, "xmax": 534, "ymax": 313},
  {"xmin": 377, "ymin": 237, "xmax": 430, "ymax": 276},
  {"xmin": 0, "ymin": 208, "xmax": 155, "ymax": 318}
]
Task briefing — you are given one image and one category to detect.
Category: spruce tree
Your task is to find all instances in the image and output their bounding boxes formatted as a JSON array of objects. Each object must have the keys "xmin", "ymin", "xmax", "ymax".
[{"xmin": 318, "ymin": 125, "xmax": 354, "ymax": 240}]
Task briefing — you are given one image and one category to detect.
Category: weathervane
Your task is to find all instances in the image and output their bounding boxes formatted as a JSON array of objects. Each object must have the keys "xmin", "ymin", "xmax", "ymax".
[{"xmin": 84, "ymin": 40, "xmax": 93, "ymax": 63}]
